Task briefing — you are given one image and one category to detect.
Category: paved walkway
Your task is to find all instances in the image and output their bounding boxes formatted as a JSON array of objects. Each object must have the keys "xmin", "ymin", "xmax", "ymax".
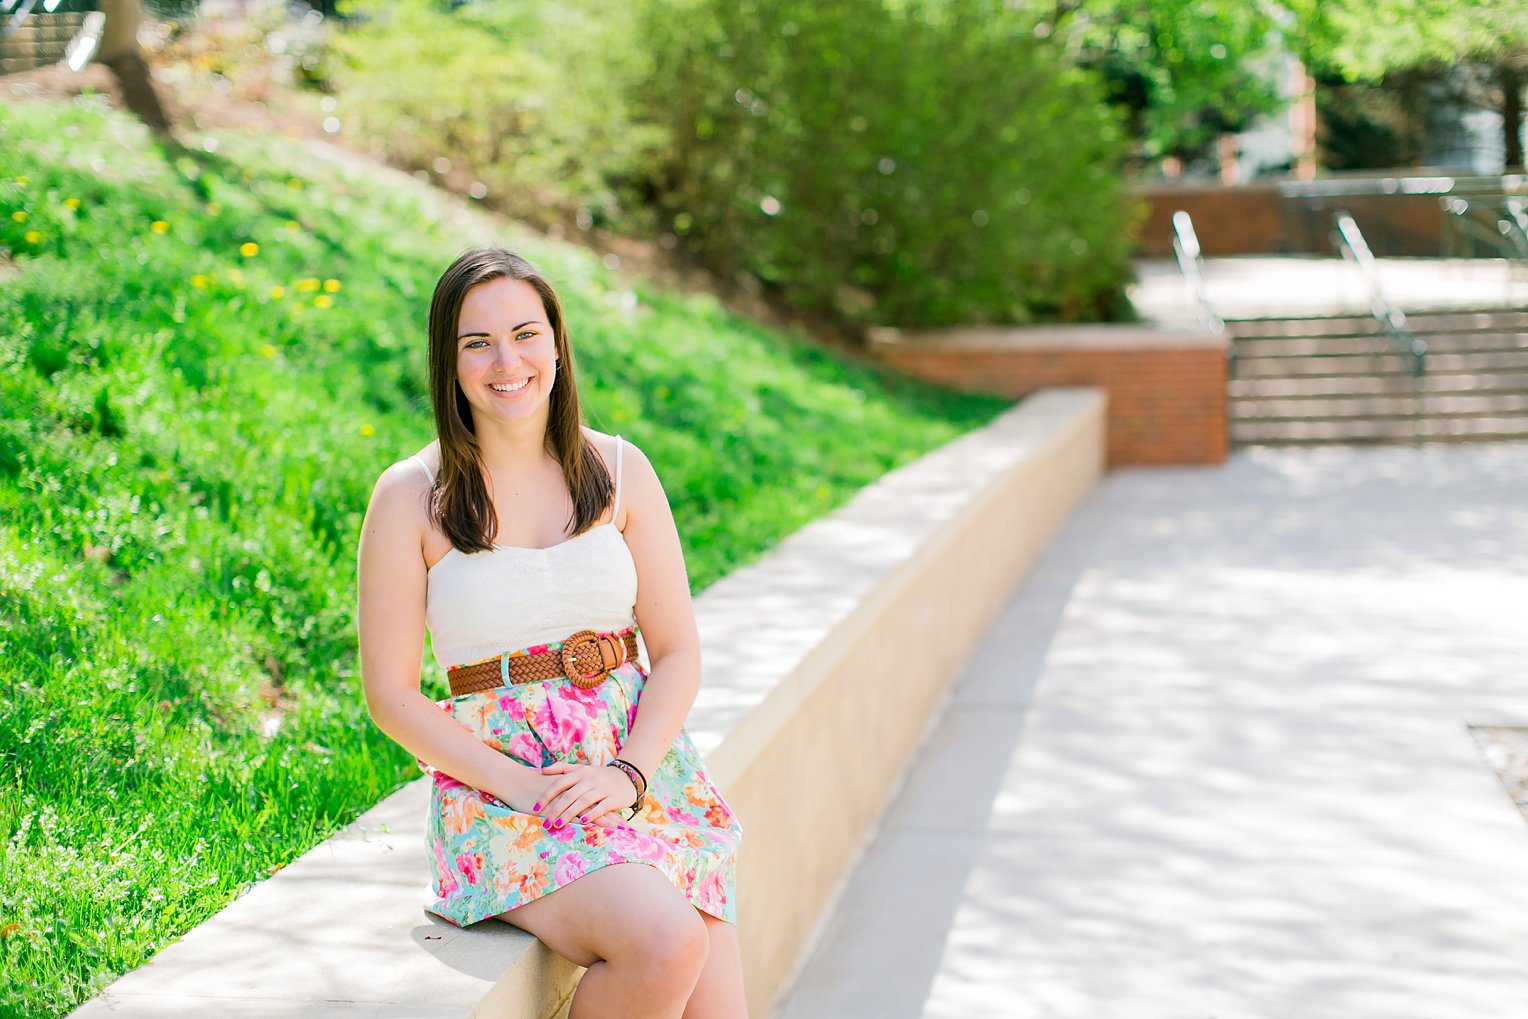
[
  {"xmin": 1130, "ymin": 256, "xmax": 1528, "ymax": 321},
  {"xmin": 771, "ymin": 442, "xmax": 1528, "ymax": 1019}
]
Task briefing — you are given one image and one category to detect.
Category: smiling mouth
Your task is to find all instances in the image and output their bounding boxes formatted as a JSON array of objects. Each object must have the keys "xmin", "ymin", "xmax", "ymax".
[{"xmin": 489, "ymin": 379, "xmax": 531, "ymax": 394}]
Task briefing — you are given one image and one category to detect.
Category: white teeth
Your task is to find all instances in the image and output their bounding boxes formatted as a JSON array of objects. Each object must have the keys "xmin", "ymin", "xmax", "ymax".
[{"xmin": 490, "ymin": 379, "xmax": 530, "ymax": 392}]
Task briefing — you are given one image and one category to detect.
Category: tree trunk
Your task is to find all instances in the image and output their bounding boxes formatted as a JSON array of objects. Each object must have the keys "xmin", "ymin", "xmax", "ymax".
[
  {"xmin": 96, "ymin": 0, "xmax": 175, "ymax": 142},
  {"xmin": 1503, "ymin": 61, "xmax": 1524, "ymax": 172}
]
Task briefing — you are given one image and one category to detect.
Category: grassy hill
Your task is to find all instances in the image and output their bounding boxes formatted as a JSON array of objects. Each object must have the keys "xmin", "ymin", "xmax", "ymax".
[{"xmin": 0, "ymin": 97, "xmax": 1008, "ymax": 1017}]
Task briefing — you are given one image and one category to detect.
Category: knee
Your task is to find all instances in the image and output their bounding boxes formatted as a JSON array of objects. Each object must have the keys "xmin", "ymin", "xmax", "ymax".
[
  {"xmin": 651, "ymin": 907, "xmax": 710, "ymax": 970},
  {"xmin": 626, "ymin": 906, "xmax": 709, "ymax": 984}
]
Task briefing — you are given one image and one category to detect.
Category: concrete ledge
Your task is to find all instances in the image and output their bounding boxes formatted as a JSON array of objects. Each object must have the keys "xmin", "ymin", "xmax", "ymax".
[{"xmin": 72, "ymin": 388, "xmax": 1107, "ymax": 1019}]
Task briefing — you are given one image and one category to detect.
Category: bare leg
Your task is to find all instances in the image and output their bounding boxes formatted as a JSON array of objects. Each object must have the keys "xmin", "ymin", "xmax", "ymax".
[
  {"xmin": 495, "ymin": 863, "xmax": 709, "ymax": 1019},
  {"xmin": 682, "ymin": 910, "xmax": 748, "ymax": 1019}
]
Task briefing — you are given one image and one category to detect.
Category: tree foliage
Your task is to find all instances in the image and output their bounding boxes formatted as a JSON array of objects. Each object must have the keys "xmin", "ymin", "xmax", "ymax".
[
  {"xmin": 1288, "ymin": 0, "xmax": 1528, "ymax": 168},
  {"xmin": 1007, "ymin": 0, "xmax": 1288, "ymax": 165}
]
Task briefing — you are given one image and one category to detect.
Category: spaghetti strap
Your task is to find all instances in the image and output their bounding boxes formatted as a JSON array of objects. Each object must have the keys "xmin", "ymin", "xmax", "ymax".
[
  {"xmin": 410, "ymin": 455, "xmax": 434, "ymax": 486},
  {"xmin": 612, "ymin": 434, "xmax": 624, "ymax": 518}
]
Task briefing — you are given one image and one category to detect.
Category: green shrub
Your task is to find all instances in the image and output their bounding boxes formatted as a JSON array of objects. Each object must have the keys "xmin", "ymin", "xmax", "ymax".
[
  {"xmin": 318, "ymin": 0, "xmax": 666, "ymax": 230},
  {"xmin": 637, "ymin": 0, "xmax": 1140, "ymax": 328}
]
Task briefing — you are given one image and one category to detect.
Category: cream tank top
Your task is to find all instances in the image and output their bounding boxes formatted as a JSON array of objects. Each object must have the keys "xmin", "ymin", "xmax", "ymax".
[{"xmin": 412, "ymin": 435, "xmax": 639, "ymax": 671}]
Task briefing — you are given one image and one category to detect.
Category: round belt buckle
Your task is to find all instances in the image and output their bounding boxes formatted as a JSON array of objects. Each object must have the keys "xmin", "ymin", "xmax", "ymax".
[{"xmin": 560, "ymin": 630, "xmax": 611, "ymax": 689}]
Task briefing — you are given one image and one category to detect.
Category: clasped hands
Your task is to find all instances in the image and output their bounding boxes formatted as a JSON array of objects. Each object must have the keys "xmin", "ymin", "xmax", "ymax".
[{"xmin": 517, "ymin": 760, "xmax": 639, "ymax": 831}]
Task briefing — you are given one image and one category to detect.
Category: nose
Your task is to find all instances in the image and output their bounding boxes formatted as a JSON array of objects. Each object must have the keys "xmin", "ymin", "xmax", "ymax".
[{"xmin": 491, "ymin": 340, "xmax": 522, "ymax": 370}]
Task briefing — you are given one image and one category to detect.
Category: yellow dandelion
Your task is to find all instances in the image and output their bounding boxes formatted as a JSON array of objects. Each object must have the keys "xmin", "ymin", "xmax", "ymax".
[
  {"xmin": 240, "ymin": 242, "xmax": 259, "ymax": 257},
  {"xmin": 190, "ymin": 274, "xmax": 208, "ymax": 288},
  {"xmin": 285, "ymin": 220, "xmax": 301, "ymax": 232},
  {"xmin": 151, "ymin": 220, "xmax": 169, "ymax": 234},
  {"xmin": 24, "ymin": 230, "xmax": 41, "ymax": 244},
  {"xmin": 260, "ymin": 344, "xmax": 277, "ymax": 357},
  {"xmin": 359, "ymin": 424, "xmax": 375, "ymax": 437},
  {"xmin": 64, "ymin": 198, "xmax": 81, "ymax": 211},
  {"xmin": 269, "ymin": 286, "xmax": 285, "ymax": 299},
  {"xmin": 206, "ymin": 202, "xmax": 222, "ymax": 215},
  {"xmin": 296, "ymin": 277, "xmax": 320, "ymax": 292},
  {"xmin": 11, "ymin": 211, "xmax": 26, "ymax": 223},
  {"xmin": 323, "ymin": 278, "xmax": 341, "ymax": 293},
  {"xmin": 313, "ymin": 294, "xmax": 333, "ymax": 309},
  {"xmin": 287, "ymin": 177, "xmax": 303, "ymax": 190},
  {"xmin": 14, "ymin": 176, "xmax": 27, "ymax": 185}
]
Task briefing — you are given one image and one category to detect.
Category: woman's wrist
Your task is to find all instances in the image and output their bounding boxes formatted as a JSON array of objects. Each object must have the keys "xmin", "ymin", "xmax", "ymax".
[
  {"xmin": 488, "ymin": 760, "xmax": 539, "ymax": 811},
  {"xmin": 606, "ymin": 758, "xmax": 646, "ymax": 807}
]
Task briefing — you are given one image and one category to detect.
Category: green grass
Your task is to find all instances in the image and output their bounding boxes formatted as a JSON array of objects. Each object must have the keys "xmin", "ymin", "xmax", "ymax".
[{"xmin": 0, "ymin": 97, "xmax": 1010, "ymax": 1018}]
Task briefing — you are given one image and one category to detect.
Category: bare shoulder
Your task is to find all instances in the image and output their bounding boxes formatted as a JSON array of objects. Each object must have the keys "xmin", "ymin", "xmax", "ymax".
[
  {"xmin": 581, "ymin": 426, "xmax": 659, "ymax": 479},
  {"xmin": 578, "ymin": 425, "xmax": 619, "ymax": 468},
  {"xmin": 362, "ymin": 453, "xmax": 433, "ymax": 555},
  {"xmin": 580, "ymin": 427, "xmax": 664, "ymax": 527},
  {"xmin": 613, "ymin": 435, "xmax": 667, "ymax": 514},
  {"xmin": 408, "ymin": 438, "xmax": 442, "ymax": 477}
]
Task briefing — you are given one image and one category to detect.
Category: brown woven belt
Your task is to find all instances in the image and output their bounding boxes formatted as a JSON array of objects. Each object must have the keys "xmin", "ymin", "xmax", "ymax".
[{"xmin": 446, "ymin": 627, "xmax": 640, "ymax": 697}]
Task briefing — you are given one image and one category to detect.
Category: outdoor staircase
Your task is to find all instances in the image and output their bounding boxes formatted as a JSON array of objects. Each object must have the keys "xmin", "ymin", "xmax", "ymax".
[
  {"xmin": 1, "ymin": 5, "xmax": 92, "ymax": 77},
  {"xmin": 1228, "ymin": 309, "xmax": 1528, "ymax": 445}
]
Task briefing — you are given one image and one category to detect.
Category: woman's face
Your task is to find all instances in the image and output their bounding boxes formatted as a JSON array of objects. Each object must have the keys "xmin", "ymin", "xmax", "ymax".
[{"xmin": 454, "ymin": 276, "xmax": 559, "ymax": 428}]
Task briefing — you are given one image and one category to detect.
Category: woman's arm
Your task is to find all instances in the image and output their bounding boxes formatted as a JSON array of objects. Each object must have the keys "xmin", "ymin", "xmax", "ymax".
[
  {"xmin": 356, "ymin": 461, "xmax": 541, "ymax": 810},
  {"xmin": 605, "ymin": 440, "xmax": 702, "ymax": 783}
]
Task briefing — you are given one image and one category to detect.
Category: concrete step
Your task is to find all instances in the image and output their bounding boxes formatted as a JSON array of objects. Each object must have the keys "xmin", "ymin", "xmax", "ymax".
[
  {"xmin": 1233, "ymin": 349, "xmax": 1528, "ymax": 378},
  {"xmin": 1230, "ymin": 392, "xmax": 1528, "ymax": 422},
  {"xmin": 1234, "ymin": 331, "xmax": 1528, "ymax": 360},
  {"xmin": 1229, "ymin": 371, "xmax": 1528, "ymax": 399},
  {"xmin": 1231, "ymin": 415, "xmax": 1528, "ymax": 444},
  {"xmin": 1228, "ymin": 309, "xmax": 1528, "ymax": 339}
]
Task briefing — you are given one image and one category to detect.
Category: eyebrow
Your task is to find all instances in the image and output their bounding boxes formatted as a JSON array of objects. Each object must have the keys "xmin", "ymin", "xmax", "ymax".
[{"xmin": 458, "ymin": 320, "xmax": 542, "ymax": 340}]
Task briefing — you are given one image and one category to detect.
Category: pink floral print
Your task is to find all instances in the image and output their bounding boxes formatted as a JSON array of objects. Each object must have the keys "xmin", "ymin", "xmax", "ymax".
[{"xmin": 418, "ymin": 655, "xmax": 743, "ymax": 927}]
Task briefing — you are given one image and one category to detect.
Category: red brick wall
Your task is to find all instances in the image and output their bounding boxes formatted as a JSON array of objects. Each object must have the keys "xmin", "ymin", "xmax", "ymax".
[
  {"xmin": 1134, "ymin": 181, "xmax": 1461, "ymax": 258},
  {"xmin": 877, "ymin": 345, "xmax": 1227, "ymax": 466}
]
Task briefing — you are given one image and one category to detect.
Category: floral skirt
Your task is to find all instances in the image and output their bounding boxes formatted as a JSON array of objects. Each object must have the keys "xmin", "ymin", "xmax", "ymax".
[{"xmin": 417, "ymin": 651, "xmax": 743, "ymax": 928}]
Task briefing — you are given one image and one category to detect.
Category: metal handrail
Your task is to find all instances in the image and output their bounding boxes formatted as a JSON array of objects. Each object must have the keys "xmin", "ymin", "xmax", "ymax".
[
  {"xmin": 1332, "ymin": 211, "xmax": 1427, "ymax": 444},
  {"xmin": 1170, "ymin": 210, "xmax": 1224, "ymax": 335},
  {"xmin": 1441, "ymin": 195, "xmax": 1528, "ymax": 262},
  {"xmin": 2, "ymin": 0, "xmax": 44, "ymax": 41}
]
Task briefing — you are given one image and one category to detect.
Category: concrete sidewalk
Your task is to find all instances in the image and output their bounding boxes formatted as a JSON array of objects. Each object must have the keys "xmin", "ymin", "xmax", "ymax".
[
  {"xmin": 772, "ymin": 442, "xmax": 1528, "ymax": 1019},
  {"xmin": 1130, "ymin": 256, "xmax": 1528, "ymax": 322}
]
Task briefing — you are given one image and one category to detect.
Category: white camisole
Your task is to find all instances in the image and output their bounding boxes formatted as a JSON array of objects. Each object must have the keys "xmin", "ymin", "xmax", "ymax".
[{"xmin": 411, "ymin": 435, "xmax": 639, "ymax": 671}]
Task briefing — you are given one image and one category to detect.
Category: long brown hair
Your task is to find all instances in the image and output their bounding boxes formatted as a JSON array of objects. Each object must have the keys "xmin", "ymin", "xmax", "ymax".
[{"xmin": 425, "ymin": 248, "xmax": 612, "ymax": 554}]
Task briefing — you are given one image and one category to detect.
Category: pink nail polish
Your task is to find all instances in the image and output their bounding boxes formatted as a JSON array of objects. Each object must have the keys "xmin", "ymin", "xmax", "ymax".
[
  {"xmin": 533, "ymin": 802, "xmax": 541, "ymax": 811},
  {"xmin": 578, "ymin": 816, "xmax": 588, "ymax": 823}
]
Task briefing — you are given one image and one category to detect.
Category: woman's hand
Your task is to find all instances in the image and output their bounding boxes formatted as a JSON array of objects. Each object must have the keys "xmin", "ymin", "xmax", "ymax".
[{"xmin": 534, "ymin": 761, "xmax": 640, "ymax": 829}]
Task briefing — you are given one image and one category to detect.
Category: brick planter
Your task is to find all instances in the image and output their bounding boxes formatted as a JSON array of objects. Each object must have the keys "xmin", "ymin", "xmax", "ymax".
[{"xmin": 871, "ymin": 324, "xmax": 1229, "ymax": 466}]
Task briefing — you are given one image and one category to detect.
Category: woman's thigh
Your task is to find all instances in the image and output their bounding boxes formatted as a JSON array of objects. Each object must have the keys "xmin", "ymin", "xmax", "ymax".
[{"xmin": 493, "ymin": 862, "xmax": 706, "ymax": 969}]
